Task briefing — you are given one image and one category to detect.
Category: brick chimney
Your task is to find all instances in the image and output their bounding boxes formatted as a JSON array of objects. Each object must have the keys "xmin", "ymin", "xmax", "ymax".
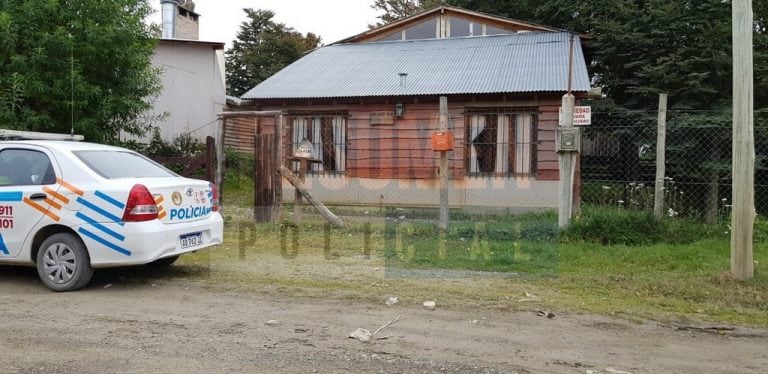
[{"xmin": 160, "ymin": 0, "xmax": 199, "ymax": 40}]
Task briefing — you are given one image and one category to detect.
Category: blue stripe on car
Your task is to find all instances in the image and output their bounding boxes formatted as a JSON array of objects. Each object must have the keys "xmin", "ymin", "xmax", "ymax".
[
  {"xmin": 0, "ymin": 233, "xmax": 8, "ymax": 255},
  {"xmin": 75, "ymin": 212, "xmax": 126, "ymax": 242},
  {"xmin": 94, "ymin": 191, "xmax": 125, "ymax": 209},
  {"xmin": 76, "ymin": 197, "xmax": 125, "ymax": 226},
  {"xmin": 0, "ymin": 191, "xmax": 23, "ymax": 202},
  {"xmin": 78, "ymin": 227, "xmax": 131, "ymax": 256}
]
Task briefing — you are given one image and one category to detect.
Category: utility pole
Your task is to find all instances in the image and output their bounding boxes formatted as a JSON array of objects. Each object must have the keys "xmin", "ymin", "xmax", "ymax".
[
  {"xmin": 438, "ymin": 96, "xmax": 449, "ymax": 231},
  {"xmin": 731, "ymin": 0, "xmax": 755, "ymax": 280},
  {"xmin": 558, "ymin": 34, "xmax": 578, "ymax": 228}
]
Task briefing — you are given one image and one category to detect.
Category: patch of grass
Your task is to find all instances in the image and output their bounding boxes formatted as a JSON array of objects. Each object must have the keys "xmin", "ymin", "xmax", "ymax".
[
  {"xmin": 221, "ymin": 149, "xmax": 254, "ymax": 208},
  {"xmin": 563, "ymin": 205, "xmax": 728, "ymax": 245},
  {"xmin": 549, "ymin": 239, "xmax": 768, "ymax": 325},
  {"xmin": 380, "ymin": 216, "xmax": 559, "ymax": 275}
]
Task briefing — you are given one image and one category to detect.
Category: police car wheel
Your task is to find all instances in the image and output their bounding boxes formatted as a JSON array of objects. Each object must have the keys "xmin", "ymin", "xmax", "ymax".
[
  {"xmin": 36, "ymin": 233, "xmax": 94, "ymax": 292},
  {"xmin": 148, "ymin": 255, "xmax": 180, "ymax": 267}
]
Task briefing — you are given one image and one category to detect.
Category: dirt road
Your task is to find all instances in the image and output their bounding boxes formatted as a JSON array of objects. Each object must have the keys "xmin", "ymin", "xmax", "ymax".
[{"xmin": 1, "ymin": 265, "xmax": 766, "ymax": 374}]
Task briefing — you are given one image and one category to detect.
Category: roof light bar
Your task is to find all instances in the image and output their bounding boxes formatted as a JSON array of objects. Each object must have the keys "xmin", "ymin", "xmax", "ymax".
[{"xmin": 0, "ymin": 129, "xmax": 84, "ymax": 141}]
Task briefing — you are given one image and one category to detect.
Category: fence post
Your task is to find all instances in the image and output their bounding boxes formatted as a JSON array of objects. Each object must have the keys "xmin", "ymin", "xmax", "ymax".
[
  {"xmin": 205, "ymin": 136, "xmax": 216, "ymax": 185},
  {"xmin": 274, "ymin": 113, "xmax": 285, "ymax": 222},
  {"xmin": 731, "ymin": 0, "xmax": 755, "ymax": 280},
  {"xmin": 217, "ymin": 118, "xmax": 226, "ymax": 205},
  {"xmin": 653, "ymin": 93, "xmax": 668, "ymax": 218},
  {"xmin": 253, "ymin": 134, "xmax": 277, "ymax": 223},
  {"xmin": 438, "ymin": 96, "xmax": 449, "ymax": 231}
]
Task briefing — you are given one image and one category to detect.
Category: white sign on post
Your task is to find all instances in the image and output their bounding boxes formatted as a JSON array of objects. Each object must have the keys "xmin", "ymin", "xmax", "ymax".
[{"xmin": 559, "ymin": 106, "xmax": 592, "ymax": 126}]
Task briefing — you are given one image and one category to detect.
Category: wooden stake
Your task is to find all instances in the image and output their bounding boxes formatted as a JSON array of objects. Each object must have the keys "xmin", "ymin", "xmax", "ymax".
[
  {"xmin": 293, "ymin": 159, "xmax": 307, "ymax": 224},
  {"xmin": 438, "ymin": 96, "xmax": 449, "ymax": 231},
  {"xmin": 279, "ymin": 165, "xmax": 344, "ymax": 227},
  {"xmin": 731, "ymin": 0, "xmax": 755, "ymax": 280},
  {"xmin": 654, "ymin": 93, "xmax": 668, "ymax": 218}
]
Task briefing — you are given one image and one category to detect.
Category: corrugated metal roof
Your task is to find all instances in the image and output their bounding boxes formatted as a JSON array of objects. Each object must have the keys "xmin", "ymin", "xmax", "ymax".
[{"xmin": 242, "ymin": 32, "xmax": 590, "ymax": 100}]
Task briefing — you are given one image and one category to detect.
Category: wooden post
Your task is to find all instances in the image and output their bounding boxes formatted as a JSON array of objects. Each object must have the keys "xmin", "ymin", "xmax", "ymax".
[
  {"xmin": 216, "ymin": 118, "xmax": 226, "ymax": 205},
  {"xmin": 253, "ymin": 134, "xmax": 277, "ymax": 223},
  {"xmin": 654, "ymin": 93, "xmax": 668, "ymax": 218},
  {"xmin": 731, "ymin": 0, "xmax": 755, "ymax": 280},
  {"xmin": 205, "ymin": 136, "xmax": 216, "ymax": 184},
  {"xmin": 274, "ymin": 114, "xmax": 285, "ymax": 222},
  {"xmin": 279, "ymin": 166, "xmax": 343, "ymax": 227},
  {"xmin": 438, "ymin": 96, "xmax": 449, "ymax": 231},
  {"xmin": 293, "ymin": 159, "xmax": 308, "ymax": 224},
  {"xmin": 558, "ymin": 94, "xmax": 576, "ymax": 228}
]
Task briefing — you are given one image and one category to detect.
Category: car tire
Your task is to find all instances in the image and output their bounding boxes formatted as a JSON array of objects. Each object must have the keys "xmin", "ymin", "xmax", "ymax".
[
  {"xmin": 149, "ymin": 255, "xmax": 180, "ymax": 267},
  {"xmin": 36, "ymin": 233, "xmax": 94, "ymax": 292}
]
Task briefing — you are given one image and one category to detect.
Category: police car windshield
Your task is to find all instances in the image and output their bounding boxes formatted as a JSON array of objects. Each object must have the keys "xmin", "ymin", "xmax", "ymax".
[{"xmin": 75, "ymin": 151, "xmax": 177, "ymax": 179}]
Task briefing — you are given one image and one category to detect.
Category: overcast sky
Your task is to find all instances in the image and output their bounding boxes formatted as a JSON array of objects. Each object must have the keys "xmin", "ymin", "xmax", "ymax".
[{"xmin": 148, "ymin": 0, "xmax": 381, "ymax": 48}]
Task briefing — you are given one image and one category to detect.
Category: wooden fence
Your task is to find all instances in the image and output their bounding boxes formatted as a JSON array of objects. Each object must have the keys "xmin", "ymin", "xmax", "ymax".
[
  {"xmin": 153, "ymin": 136, "xmax": 218, "ymax": 184},
  {"xmin": 254, "ymin": 134, "xmax": 281, "ymax": 222}
]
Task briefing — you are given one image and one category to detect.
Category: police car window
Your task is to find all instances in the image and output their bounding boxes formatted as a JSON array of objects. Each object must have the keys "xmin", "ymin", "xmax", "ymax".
[
  {"xmin": 75, "ymin": 151, "xmax": 177, "ymax": 179},
  {"xmin": 0, "ymin": 149, "xmax": 56, "ymax": 186}
]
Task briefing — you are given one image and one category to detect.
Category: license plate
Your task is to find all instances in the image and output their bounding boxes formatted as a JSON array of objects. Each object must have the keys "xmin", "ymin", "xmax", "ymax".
[{"xmin": 180, "ymin": 232, "xmax": 203, "ymax": 249}]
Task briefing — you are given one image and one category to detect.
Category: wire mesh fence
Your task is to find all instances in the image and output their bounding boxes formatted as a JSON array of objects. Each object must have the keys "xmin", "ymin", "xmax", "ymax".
[{"xmin": 581, "ymin": 110, "xmax": 768, "ymax": 222}]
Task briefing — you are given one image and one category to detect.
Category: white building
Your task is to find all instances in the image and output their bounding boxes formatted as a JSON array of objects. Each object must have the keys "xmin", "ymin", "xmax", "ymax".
[{"xmin": 144, "ymin": 0, "xmax": 226, "ymax": 142}]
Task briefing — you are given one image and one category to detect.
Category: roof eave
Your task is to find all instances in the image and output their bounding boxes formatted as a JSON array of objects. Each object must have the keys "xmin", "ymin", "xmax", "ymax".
[
  {"xmin": 158, "ymin": 38, "xmax": 225, "ymax": 50},
  {"xmin": 243, "ymin": 90, "xmax": 591, "ymax": 102}
]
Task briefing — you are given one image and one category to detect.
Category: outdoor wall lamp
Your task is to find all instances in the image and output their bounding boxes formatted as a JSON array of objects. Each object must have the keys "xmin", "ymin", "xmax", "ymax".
[{"xmin": 394, "ymin": 102, "xmax": 406, "ymax": 118}]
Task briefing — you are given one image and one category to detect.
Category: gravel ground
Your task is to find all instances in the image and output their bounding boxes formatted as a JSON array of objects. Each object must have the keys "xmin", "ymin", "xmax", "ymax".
[{"xmin": 1, "ymin": 265, "xmax": 767, "ymax": 374}]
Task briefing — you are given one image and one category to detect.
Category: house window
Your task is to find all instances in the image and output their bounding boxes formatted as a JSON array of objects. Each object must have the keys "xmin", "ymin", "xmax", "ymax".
[
  {"xmin": 403, "ymin": 17, "xmax": 438, "ymax": 40},
  {"xmin": 378, "ymin": 30, "xmax": 403, "ymax": 41},
  {"xmin": 449, "ymin": 17, "xmax": 473, "ymax": 37},
  {"xmin": 290, "ymin": 115, "xmax": 346, "ymax": 174},
  {"xmin": 466, "ymin": 111, "xmax": 536, "ymax": 176},
  {"xmin": 485, "ymin": 25, "xmax": 514, "ymax": 36}
]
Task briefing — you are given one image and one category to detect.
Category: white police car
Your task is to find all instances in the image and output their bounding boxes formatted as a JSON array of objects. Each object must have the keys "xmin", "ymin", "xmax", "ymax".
[{"xmin": 0, "ymin": 130, "xmax": 223, "ymax": 291}]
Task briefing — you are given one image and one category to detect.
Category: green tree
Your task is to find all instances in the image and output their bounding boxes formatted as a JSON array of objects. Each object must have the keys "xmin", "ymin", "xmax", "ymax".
[
  {"xmin": 447, "ymin": 0, "xmax": 539, "ymax": 20},
  {"xmin": 226, "ymin": 9, "xmax": 321, "ymax": 97},
  {"xmin": 0, "ymin": 0, "xmax": 161, "ymax": 143},
  {"xmin": 370, "ymin": 0, "xmax": 447, "ymax": 27}
]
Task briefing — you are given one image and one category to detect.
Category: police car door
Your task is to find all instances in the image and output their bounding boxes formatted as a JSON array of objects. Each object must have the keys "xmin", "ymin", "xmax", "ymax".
[{"xmin": 0, "ymin": 146, "xmax": 58, "ymax": 258}]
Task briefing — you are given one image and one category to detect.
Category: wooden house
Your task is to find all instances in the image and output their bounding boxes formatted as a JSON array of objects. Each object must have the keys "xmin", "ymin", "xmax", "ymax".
[{"xmin": 227, "ymin": 6, "xmax": 591, "ymax": 211}]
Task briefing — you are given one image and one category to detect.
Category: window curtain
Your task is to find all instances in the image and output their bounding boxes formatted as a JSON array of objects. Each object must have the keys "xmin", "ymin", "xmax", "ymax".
[
  {"xmin": 332, "ymin": 116, "xmax": 345, "ymax": 172},
  {"xmin": 469, "ymin": 115, "xmax": 485, "ymax": 173},
  {"xmin": 515, "ymin": 114, "xmax": 532, "ymax": 174},
  {"xmin": 495, "ymin": 115, "xmax": 510, "ymax": 173},
  {"xmin": 312, "ymin": 117, "xmax": 323, "ymax": 172},
  {"xmin": 292, "ymin": 118, "xmax": 308, "ymax": 171},
  {"xmin": 292, "ymin": 117, "xmax": 308, "ymax": 150}
]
